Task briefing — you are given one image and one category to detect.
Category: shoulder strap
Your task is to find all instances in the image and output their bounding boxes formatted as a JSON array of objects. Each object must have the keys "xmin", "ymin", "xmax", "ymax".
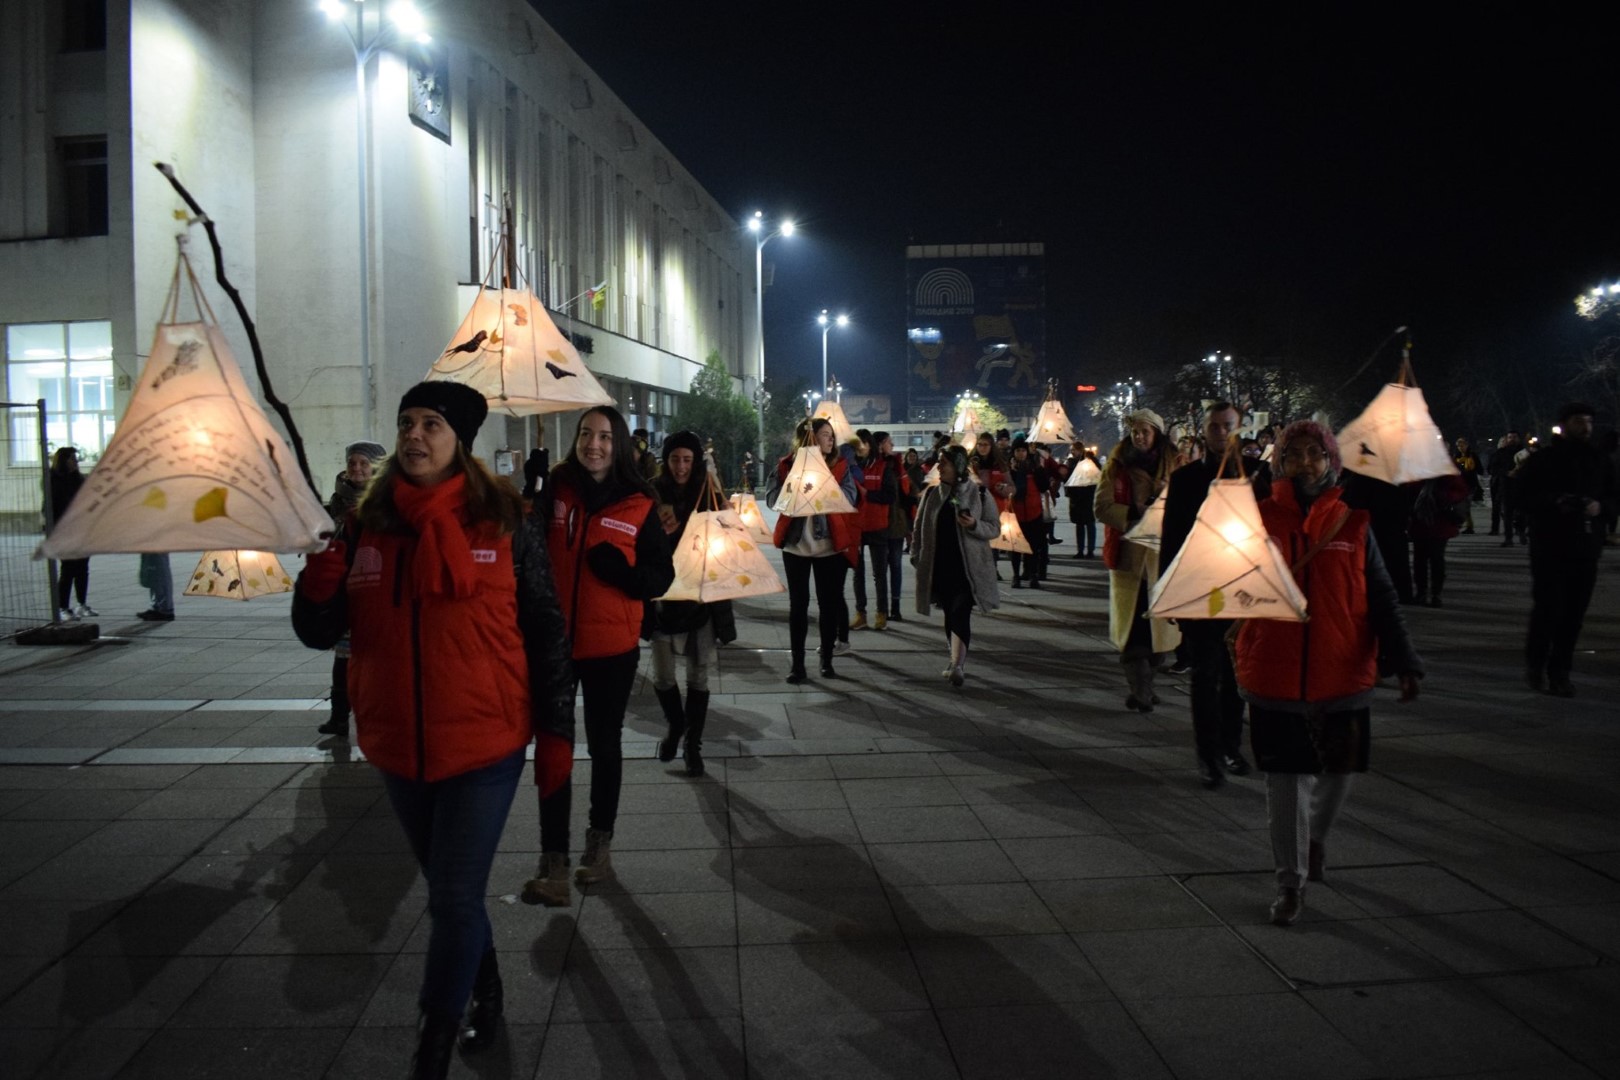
[{"xmin": 1290, "ymin": 506, "xmax": 1352, "ymax": 574}]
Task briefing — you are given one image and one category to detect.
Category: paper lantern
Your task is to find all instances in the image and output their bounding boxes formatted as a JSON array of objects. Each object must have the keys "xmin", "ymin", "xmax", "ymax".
[
  {"xmin": 728, "ymin": 492, "xmax": 774, "ymax": 544},
  {"xmin": 1034, "ymin": 399, "xmax": 1077, "ymax": 444},
  {"xmin": 38, "ymin": 321, "xmax": 333, "ymax": 559},
  {"xmin": 1122, "ymin": 497, "xmax": 1165, "ymax": 550},
  {"xmin": 952, "ymin": 403, "xmax": 984, "ymax": 448},
  {"xmin": 658, "ymin": 509, "xmax": 786, "ymax": 602},
  {"xmin": 810, "ymin": 399, "xmax": 856, "ymax": 446},
  {"xmin": 1149, "ymin": 480, "xmax": 1307, "ymax": 621},
  {"xmin": 989, "ymin": 510, "xmax": 1034, "ymax": 554},
  {"xmin": 924, "ymin": 466, "xmax": 942, "ymax": 488},
  {"xmin": 1065, "ymin": 458, "xmax": 1102, "ymax": 488},
  {"xmin": 426, "ymin": 287, "xmax": 613, "ymax": 416},
  {"xmin": 1337, "ymin": 383, "xmax": 1458, "ymax": 484},
  {"xmin": 771, "ymin": 448, "xmax": 857, "ymax": 517},
  {"xmin": 184, "ymin": 550, "xmax": 294, "ymax": 600}
]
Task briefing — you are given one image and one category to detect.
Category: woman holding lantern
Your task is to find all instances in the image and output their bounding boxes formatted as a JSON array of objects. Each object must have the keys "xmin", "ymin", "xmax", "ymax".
[
  {"xmin": 768, "ymin": 417, "xmax": 861, "ymax": 682},
  {"xmin": 1095, "ymin": 409, "xmax": 1180, "ymax": 711},
  {"xmin": 911, "ymin": 444, "xmax": 1000, "ymax": 686},
  {"xmin": 292, "ymin": 382, "xmax": 574, "ymax": 1077},
  {"xmin": 1234, "ymin": 419, "xmax": 1423, "ymax": 927}
]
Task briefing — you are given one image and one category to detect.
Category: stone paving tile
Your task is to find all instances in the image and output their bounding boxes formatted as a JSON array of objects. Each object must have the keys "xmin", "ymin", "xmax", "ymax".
[
  {"xmin": 1380, "ymin": 909, "xmax": 1602, "ymax": 975},
  {"xmin": 738, "ymin": 940, "xmax": 929, "ymax": 1015},
  {"xmin": 734, "ymin": 887, "xmax": 903, "ymax": 945},
  {"xmin": 572, "ymin": 891, "xmax": 737, "ymax": 950},
  {"xmin": 997, "ymin": 833, "xmax": 1162, "ymax": 880},
  {"xmin": 167, "ymin": 953, "xmax": 391, "ymax": 1028},
  {"xmin": 887, "ymin": 881, "xmax": 1063, "ymax": 939},
  {"xmin": 939, "ymin": 1000, "xmax": 1174, "ymax": 1080},
  {"xmin": 328, "ymin": 1023, "xmax": 547, "ymax": 1080},
  {"xmin": 1034, "ymin": 876, "xmax": 1222, "ymax": 932},
  {"xmin": 116, "ymin": 1025, "xmax": 350, "ymax": 1079},
  {"xmin": 1526, "ymin": 902, "xmax": 1620, "ymax": 962},
  {"xmin": 551, "ymin": 944, "xmax": 740, "ymax": 1022},
  {"xmin": 868, "ymin": 839, "xmax": 1021, "ymax": 886},
  {"xmin": 538, "ymin": 1017, "xmax": 743, "ymax": 1077},
  {"xmin": 1127, "ymin": 992, "xmax": 1382, "ymax": 1080},
  {"xmin": 728, "ymin": 805, "xmax": 863, "ymax": 848},
  {"xmin": 744, "ymin": 1009, "xmax": 958, "ymax": 1080},
  {"xmin": 1476, "ymin": 967, "xmax": 1620, "ymax": 1079},
  {"xmin": 1448, "ymin": 854, "xmax": 1620, "ymax": 909},
  {"xmin": 1181, "ymin": 871, "xmax": 1375, "ymax": 926},
  {"xmin": 1239, "ymin": 917, "xmax": 1456, "ymax": 986},
  {"xmin": 838, "ymin": 775, "xmax": 964, "ymax": 809},
  {"xmin": 1074, "ymin": 926, "xmax": 1288, "ymax": 999},
  {"xmin": 2, "ymin": 1025, "xmax": 151, "ymax": 1080},
  {"xmin": 0, "ymin": 953, "xmax": 221, "ymax": 1030},
  {"xmin": 910, "ymin": 932, "xmax": 1110, "ymax": 1008},
  {"xmin": 1325, "ymin": 863, "xmax": 1510, "ymax": 917}
]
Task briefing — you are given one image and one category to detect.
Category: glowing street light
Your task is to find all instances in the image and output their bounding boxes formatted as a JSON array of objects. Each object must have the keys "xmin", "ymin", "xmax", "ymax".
[
  {"xmin": 748, "ymin": 210, "xmax": 795, "ymax": 485},
  {"xmin": 1204, "ymin": 352, "xmax": 1232, "ymax": 398},
  {"xmin": 816, "ymin": 309, "xmax": 849, "ymax": 397},
  {"xmin": 803, "ymin": 390, "xmax": 822, "ymax": 416}
]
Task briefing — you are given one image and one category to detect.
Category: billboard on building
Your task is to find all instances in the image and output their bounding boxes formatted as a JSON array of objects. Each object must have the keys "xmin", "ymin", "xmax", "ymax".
[
  {"xmin": 842, "ymin": 395, "xmax": 891, "ymax": 425},
  {"xmin": 906, "ymin": 243, "xmax": 1046, "ymax": 420}
]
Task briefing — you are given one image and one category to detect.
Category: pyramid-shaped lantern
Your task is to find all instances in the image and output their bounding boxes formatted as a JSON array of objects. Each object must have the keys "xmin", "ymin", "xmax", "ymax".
[
  {"xmin": 658, "ymin": 509, "xmax": 786, "ymax": 602},
  {"xmin": 184, "ymin": 550, "xmax": 294, "ymax": 600},
  {"xmin": 427, "ymin": 286, "xmax": 614, "ymax": 416},
  {"xmin": 728, "ymin": 491, "xmax": 774, "ymax": 544},
  {"xmin": 1149, "ymin": 480, "xmax": 1307, "ymax": 621},
  {"xmin": 1034, "ymin": 398, "xmax": 1077, "ymax": 444},
  {"xmin": 952, "ymin": 402, "xmax": 984, "ymax": 447},
  {"xmin": 39, "ymin": 318, "xmax": 332, "ymax": 559},
  {"xmin": 1336, "ymin": 382, "xmax": 1458, "ymax": 484},
  {"xmin": 810, "ymin": 398, "xmax": 855, "ymax": 446},
  {"xmin": 771, "ymin": 448, "xmax": 857, "ymax": 517},
  {"xmin": 988, "ymin": 510, "xmax": 1034, "ymax": 554},
  {"xmin": 1065, "ymin": 458, "xmax": 1102, "ymax": 488},
  {"xmin": 1122, "ymin": 497, "xmax": 1165, "ymax": 551}
]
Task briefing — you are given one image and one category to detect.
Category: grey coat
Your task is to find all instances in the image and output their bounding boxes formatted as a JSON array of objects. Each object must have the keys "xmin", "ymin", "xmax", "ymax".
[{"xmin": 910, "ymin": 479, "xmax": 1001, "ymax": 616}]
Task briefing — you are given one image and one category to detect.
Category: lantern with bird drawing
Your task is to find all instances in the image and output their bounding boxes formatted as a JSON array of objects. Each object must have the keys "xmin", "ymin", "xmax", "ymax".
[
  {"xmin": 1033, "ymin": 383, "xmax": 1078, "ymax": 444},
  {"xmin": 1336, "ymin": 340, "xmax": 1457, "ymax": 484},
  {"xmin": 184, "ymin": 550, "xmax": 294, "ymax": 600},
  {"xmin": 1149, "ymin": 479, "xmax": 1307, "ymax": 621},
  {"xmin": 659, "ymin": 505, "xmax": 785, "ymax": 603},
  {"xmin": 989, "ymin": 510, "xmax": 1034, "ymax": 554}
]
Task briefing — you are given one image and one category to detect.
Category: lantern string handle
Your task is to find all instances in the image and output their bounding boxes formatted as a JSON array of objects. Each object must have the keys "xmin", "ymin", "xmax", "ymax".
[
  {"xmin": 1395, "ymin": 334, "xmax": 1418, "ymax": 388},
  {"xmin": 154, "ymin": 162, "xmax": 319, "ymax": 499},
  {"xmin": 1333, "ymin": 325, "xmax": 1410, "ymax": 393},
  {"xmin": 1215, "ymin": 433, "xmax": 1248, "ymax": 481}
]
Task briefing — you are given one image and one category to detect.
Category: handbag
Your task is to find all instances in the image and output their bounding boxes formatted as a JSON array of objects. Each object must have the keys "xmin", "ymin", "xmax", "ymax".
[{"xmin": 1039, "ymin": 491, "xmax": 1056, "ymax": 522}]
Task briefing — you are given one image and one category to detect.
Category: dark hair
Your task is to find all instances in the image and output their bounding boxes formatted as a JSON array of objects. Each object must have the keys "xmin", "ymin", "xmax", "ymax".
[
  {"xmin": 1207, "ymin": 400, "xmax": 1239, "ymax": 419},
  {"xmin": 562, "ymin": 405, "xmax": 656, "ymax": 497},
  {"xmin": 358, "ymin": 444, "xmax": 523, "ymax": 535},
  {"xmin": 797, "ymin": 417, "xmax": 838, "ymax": 463},
  {"xmin": 50, "ymin": 446, "xmax": 79, "ymax": 473},
  {"xmin": 903, "ymin": 448, "xmax": 920, "ymax": 466}
]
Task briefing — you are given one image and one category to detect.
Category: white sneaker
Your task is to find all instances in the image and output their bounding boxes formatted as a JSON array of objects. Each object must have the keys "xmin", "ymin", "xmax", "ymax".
[
  {"xmin": 75, "ymin": 603, "xmax": 98, "ymax": 617},
  {"xmin": 57, "ymin": 608, "xmax": 78, "ymax": 622},
  {"xmin": 833, "ymin": 641, "xmax": 853, "ymax": 656}
]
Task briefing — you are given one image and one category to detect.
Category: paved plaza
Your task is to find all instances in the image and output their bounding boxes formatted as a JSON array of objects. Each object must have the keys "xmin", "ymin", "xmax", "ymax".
[{"xmin": 1, "ymin": 529, "xmax": 1617, "ymax": 1079}]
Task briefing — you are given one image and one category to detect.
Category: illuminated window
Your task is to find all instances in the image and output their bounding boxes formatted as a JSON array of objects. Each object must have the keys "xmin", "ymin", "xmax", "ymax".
[{"xmin": 5, "ymin": 322, "xmax": 116, "ymax": 465}]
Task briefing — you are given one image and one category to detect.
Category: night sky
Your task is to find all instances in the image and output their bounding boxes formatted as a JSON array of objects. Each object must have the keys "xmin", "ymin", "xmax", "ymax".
[{"xmin": 532, "ymin": 2, "xmax": 1616, "ymax": 428}]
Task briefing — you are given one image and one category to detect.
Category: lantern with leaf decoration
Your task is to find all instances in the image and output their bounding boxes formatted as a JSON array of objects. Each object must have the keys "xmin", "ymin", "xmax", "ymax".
[
  {"xmin": 1336, "ymin": 340, "xmax": 1458, "ymax": 484},
  {"xmin": 989, "ymin": 510, "xmax": 1034, "ymax": 554},
  {"xmin": 1149, "ymin": 479, "xmax": 1307, "ymax": 621},
  {"xmin": 184, "ymin": 550, "xmax": 294, "ymax": 600},
  {"xmin": 728, "ymin": 491, "xmax": 774, "ymax": 544},
  {"xmin": 659, "ymin": 506, "xmax": 785, "ymax": 602},
  {"xmin": 810, "ymin": 398, "xmax": 856, "ymax": 446},
  {"xmin": 1122, "ymin": 497, "xmax": 1165, "ymax": 551},
  {"xmin": 772, "ymin": 448, "xmax": 857, "ymax": 517}
]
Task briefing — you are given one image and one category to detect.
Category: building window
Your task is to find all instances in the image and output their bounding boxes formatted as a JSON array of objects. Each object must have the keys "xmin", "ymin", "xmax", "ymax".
[
  {"xmin": 57, "ymin": 138, "xmax": 109, "ymax": 237},
  {"xmin": 5, "ymin": 322, "xmax": 115, "ymax": 466},
  {"xmin": 59, "ymin": 0, "xmax": 107, "ymax": 52}
]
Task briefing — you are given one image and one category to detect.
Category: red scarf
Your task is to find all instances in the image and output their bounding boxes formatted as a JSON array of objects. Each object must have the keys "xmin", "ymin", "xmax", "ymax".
[{"xmin": 391, "ymin": 472, "xmax": 478, "ymax": 598}]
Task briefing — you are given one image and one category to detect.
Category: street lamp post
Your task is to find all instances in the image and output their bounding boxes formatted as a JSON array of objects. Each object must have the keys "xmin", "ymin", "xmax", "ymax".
[
  {"xmin": 748, "ymin": 210, "xmax": 794, "ymax": 490},
  {"xmin": 817, "ymin": 309, "xmax": 849, "ymax": 396},
  {"xmin": 320, "ymin": 0, "xmax": 431, "ymax": 440},
  {"xmin": 803, "ymin": 390, "xmax": 822, "ymax": 416},
  {"xmin": 1204, "ymin": 352, "xmax": 1232, "ymax": 399}
]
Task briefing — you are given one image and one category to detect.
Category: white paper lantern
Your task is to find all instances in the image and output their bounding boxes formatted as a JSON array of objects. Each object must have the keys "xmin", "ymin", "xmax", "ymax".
[
  {"xmin": 810, "ymin": 399, "xmax": 856, "ymax": 446},
  {"xmin": 771, "ymin": 448, "xmax": 857, "ymax": 517},
  {"xmin": 426, "ymin": 287, "xmax": 614, "ymax": 416},
  {"xmin": 988, "ymin": 510, "xmax": 1034, "ymax": 554},
  {"xmin": 38, "ymin": 321, "xmax": 333, "ymax": 559},
  {"xmin": 658, "ymin": 509, "xmax": 786, "ymax": 602},
  {"xmin": 1034, "ymin": 399, "xmax": 1077, "ymax": 444},
  {"xmin": 924, "ymin": 466, "xmax": 942, "ymax": 488},
  {"xmin": 1336, "ymin": 383, "xmax": 1459, "ymax": 484},
  {"xmin": 1149, "ymin": 480, "xmax": 1307, "ymax": 621},
  {"xmin": 1122, "ymin": 497, "xmax": 1165, "ymax": 551},
  {"xmin": 184, "ymin": 550, "xmax": 294, "ymax": 600},
  {"xmin": 1065, "ymin": 458, "xmax": 1101, "ymax": 488},
  {"xmin": 727, "ymin": 492, "xmax": 774, "ymax": 544}
]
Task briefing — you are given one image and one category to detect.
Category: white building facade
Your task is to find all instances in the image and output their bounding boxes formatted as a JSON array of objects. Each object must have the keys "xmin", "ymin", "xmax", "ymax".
[{"xmin": 0, "ymin": 0, "xmax": 755, "ymax": 507}]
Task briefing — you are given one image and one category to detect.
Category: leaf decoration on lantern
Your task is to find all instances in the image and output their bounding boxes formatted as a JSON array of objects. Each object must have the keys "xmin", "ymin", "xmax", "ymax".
[
  {"xmin": 183, "ymin": 550, "xmax": 295, "ymax": 601},
  {"xmin": 1207, "ymin": 587, "xmax": 1226, "ymax": 617},
  {"xmin": 143, "ymin": 487, "xmax": 168, "ymax": 510},
  {"xmin": 193, "ymin": 487, "xmax": 229, "ymax": 523}
]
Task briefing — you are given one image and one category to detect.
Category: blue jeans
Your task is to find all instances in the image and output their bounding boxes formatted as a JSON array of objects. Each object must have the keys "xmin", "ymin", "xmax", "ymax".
[{"xmin": 382, "ymin": 748, "xmax": 524, "ymax": 1016}]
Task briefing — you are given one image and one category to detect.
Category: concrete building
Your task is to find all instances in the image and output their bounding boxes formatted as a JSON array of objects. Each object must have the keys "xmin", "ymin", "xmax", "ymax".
[{"xmin": 0, "ymin": 0, "xmax": 754, "ymax": 510}]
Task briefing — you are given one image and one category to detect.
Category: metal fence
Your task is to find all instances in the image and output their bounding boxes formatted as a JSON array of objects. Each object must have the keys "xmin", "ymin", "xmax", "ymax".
[{"xmin": 0, "ymin": 400, "xmax": 56, "ymax": 637}]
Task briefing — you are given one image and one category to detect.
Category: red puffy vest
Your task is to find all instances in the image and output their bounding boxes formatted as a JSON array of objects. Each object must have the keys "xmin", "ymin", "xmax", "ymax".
[
  {"xmin": 858, "ymin": 455, "xmax": 892, "ymax": 533},
  {"xmin": 771, "ymin": 453, "xmax": 861, "ymax": 567},
  {"xmin": 1234, "ymin": 483, "xmax": 1378, "ymax": 702},
  {"xmin": 548, "ymin": 476, "xmax": 654, "ymax": 660}
]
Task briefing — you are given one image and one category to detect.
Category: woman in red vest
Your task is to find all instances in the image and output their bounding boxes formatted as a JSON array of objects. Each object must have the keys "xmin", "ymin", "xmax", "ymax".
[
  {"xmin": 1234, "ymin": 419, "xmax": 1423, "ymax": 927},
  {"xmin": 769, "ymin": 417, "xmax": 861, "ymax": 681},
  {"xmin": 293, "ymin": 382, "xmax": 574, "ymax": 1078},
  {"xmin": 524, "ymin": 405, "xmax": 674, "ymax": 904},
  {"xmin": 1006, "ymin": 437, "xmax": 1049, "ymax": 588}
]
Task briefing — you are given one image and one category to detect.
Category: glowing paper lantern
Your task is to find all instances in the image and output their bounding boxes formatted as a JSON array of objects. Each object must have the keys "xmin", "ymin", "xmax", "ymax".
[
  {"xmin": 1065, "ymin": 458, "xmax": 1102, "ymax": 488},
  {"xmin": 1034, "ymin": 399, "xmax": 1077, "ymax": 444},
  {"xmin": 184, "ymin": 550, "xmax": 294, "ymax": 600},
  {"xmin": 1122, "ymin": 497, "xmax": 1165, "ymax": 551},
  {"xmin": 426, "ymin": 287, "xmax": 613, "ymax": 416},
  {"xmin": 771, "ymin": 448, "xmax": 856, "ymax": 517},
  {"xmin": 989, "ymin": 510, "xmax": 1034, "ymax": 554},
  {"xmin": 658, "ymin": 509, "xmax": 785, "ymax": 602},
  {"xmin": 1337, "ymin": 383, "xmax": 1458, "ymax": 484},
  {"xmin": 924, "ymin": 466, "xmax": 942, "ymax": 488},
  {"xmin": 1149, "ymin": 480, "xmax": 1307, "ymax": 621},
  {"xmin": 39, "ymin": 322, "xmax": 333, "ymax": 559},
  {"xmin": 810, "ymin": 399, "xmax": 855, "ymax": 446},
  {"xmin": 728, "ymin": 492, "xmax": 774, "ymax": 544}
]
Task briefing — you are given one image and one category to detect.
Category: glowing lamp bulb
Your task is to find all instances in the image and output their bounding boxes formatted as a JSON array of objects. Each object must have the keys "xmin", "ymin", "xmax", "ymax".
[{"xmin": 1218, "ymin": 522, "xmax": 1249, "ymax": 545}]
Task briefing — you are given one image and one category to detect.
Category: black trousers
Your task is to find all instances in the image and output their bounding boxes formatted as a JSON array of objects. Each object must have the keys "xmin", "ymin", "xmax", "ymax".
[
  {"xmin": 576, "ymin": 648, "xmax": 640, "ymax": 833},
  {"xmin": 1526, "ymin": 541, "xmax": 1600, "ymax": 679},
  {"xmin": 1411, "ymin": 537, "xmax": 1449, "ymax": 599},
  {"xmin": 57, "ymin": 558, "xmax": 88, "ymax": 608},
  {"xmin": 1008, "ymin": 520, "xmax": 1049, "ymax": 581},
  {"xmin": 783, "ymin": 552, "xmax": 849, "ymax": 661},
  {"xmin": 1183, "ymin": 620, "xmax": 1245, "ymax": 763}
]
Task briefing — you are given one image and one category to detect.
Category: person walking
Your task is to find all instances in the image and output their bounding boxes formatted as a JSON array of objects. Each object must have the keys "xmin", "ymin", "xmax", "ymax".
[
  {"xmin": 48, "ymin": 447, "xmax": 95, "ymax": 620},
  {"xmin": 1452, "ymin": 436, "xmax": 1483, "ymax": 534},
  {"xmin": 1161, "ymin": 402, "xmax": 1256, "ymax": 789},
  {"xmin": 1233, "ymin": 419, "xmax": 1423, "ymax": 927},
  {"xmin": 317, "ymin": 439, "xmax": 387, "ymax": 739},
  {"xmin": 1006, "ymin": 437, "xmax": 1049, "ymax": 588},
  {"xmin": 137, "ymin": 553, "xmax": 175, "ymax": 621},
  {"xmin": 910, "ymin": 445, "xmax": 1000, "ymax": 686},
  {"xmin": 1517, "ymin": 403, "xmax": 1617, "ymax": 697},
  {"xmin": 531, "ymin": 405, "xmax": 674, "ymax": 894},
  {"xmin": 900, "ymin": 447, "xmax": 926, "ymax": 558},
  {"xmin": 648, "ymin": 430, "xmax": 732, "ymax": 777},
  {"xmin": 768, "ymin": 417, "xmax": 860, "ymax": 682},
  {"xmin": 291, "ymin": 382, "xmax": 574, "ymax": 1077},
  {"xmin": 875, "ymin": 433, "xmax": 912, "ymax": 621},
  {"xmin": 1096, "ymin": 409, "xmax": 1180, "ymax": 711},
  {"xmin": 1062, "ymin": 440, "xmax": 1099, "ymax": 558},
  {"xmin": 1488, "ymin": 432, "xmax": 1522, "ymax": 542},
  {"xmin": 1407, "ymin": 471, "xmax": 1471, "ymax": 607},
  {"xmin": 852, "ymin": 431, "xmax": 900, "ymax": 629}
]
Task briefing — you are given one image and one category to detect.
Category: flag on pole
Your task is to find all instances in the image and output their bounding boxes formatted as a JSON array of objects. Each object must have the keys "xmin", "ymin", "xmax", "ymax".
[{"xmin": 587, "ymin": 279, "xmax": 608, "ymax": 311}]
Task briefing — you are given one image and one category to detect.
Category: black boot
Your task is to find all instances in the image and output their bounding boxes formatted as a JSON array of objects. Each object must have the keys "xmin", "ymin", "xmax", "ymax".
[
  {"xmin": 408, "ymin": 1010, "xmax": 461, "ymax": 1079},
  {"xmin": 458, "ymin": 948, "xmax": 503, "ymax": 1053},
  {"xmin": 654, "ymin": 686, "xmax": 686, "ymax": 763},
  {"xmin": 683, "ymin": 689, "xmax": 710, "ymax": 777},
  {"xmin": 786, "ymin": 650, "xmax": 808, "ymax": 684}
]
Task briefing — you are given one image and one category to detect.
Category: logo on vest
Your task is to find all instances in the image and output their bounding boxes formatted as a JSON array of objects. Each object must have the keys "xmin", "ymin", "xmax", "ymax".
[
  {"xmin": 1325, "ymin": 541, "xmax": 1355, "ymax": 552},
  {"xmin": 471, "ymin": 549, "xmax": 497, "ymax": 564},
  {"xmin": 599, "ymin": 517, "xmax": 638, "ymax": 538},
  {"xmin": 351, "ymin": 545, "xmax": 384, "ymax": 588}
]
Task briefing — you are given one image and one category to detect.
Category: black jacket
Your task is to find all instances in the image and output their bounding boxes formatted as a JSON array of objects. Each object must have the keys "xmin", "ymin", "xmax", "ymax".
[{"xmin": 1515, "ymin": 436, "xmax": 1618, "ymax": 552}]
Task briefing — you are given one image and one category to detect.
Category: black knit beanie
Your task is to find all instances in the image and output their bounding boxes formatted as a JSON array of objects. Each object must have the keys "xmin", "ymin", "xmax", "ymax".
[
  {"xmin": 397, "ymin": 382, "xmax": 488, "ymax": 450},
  {"xmin": 663, "ymin": 430, "xmax": 704, "ymax": 463}
]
